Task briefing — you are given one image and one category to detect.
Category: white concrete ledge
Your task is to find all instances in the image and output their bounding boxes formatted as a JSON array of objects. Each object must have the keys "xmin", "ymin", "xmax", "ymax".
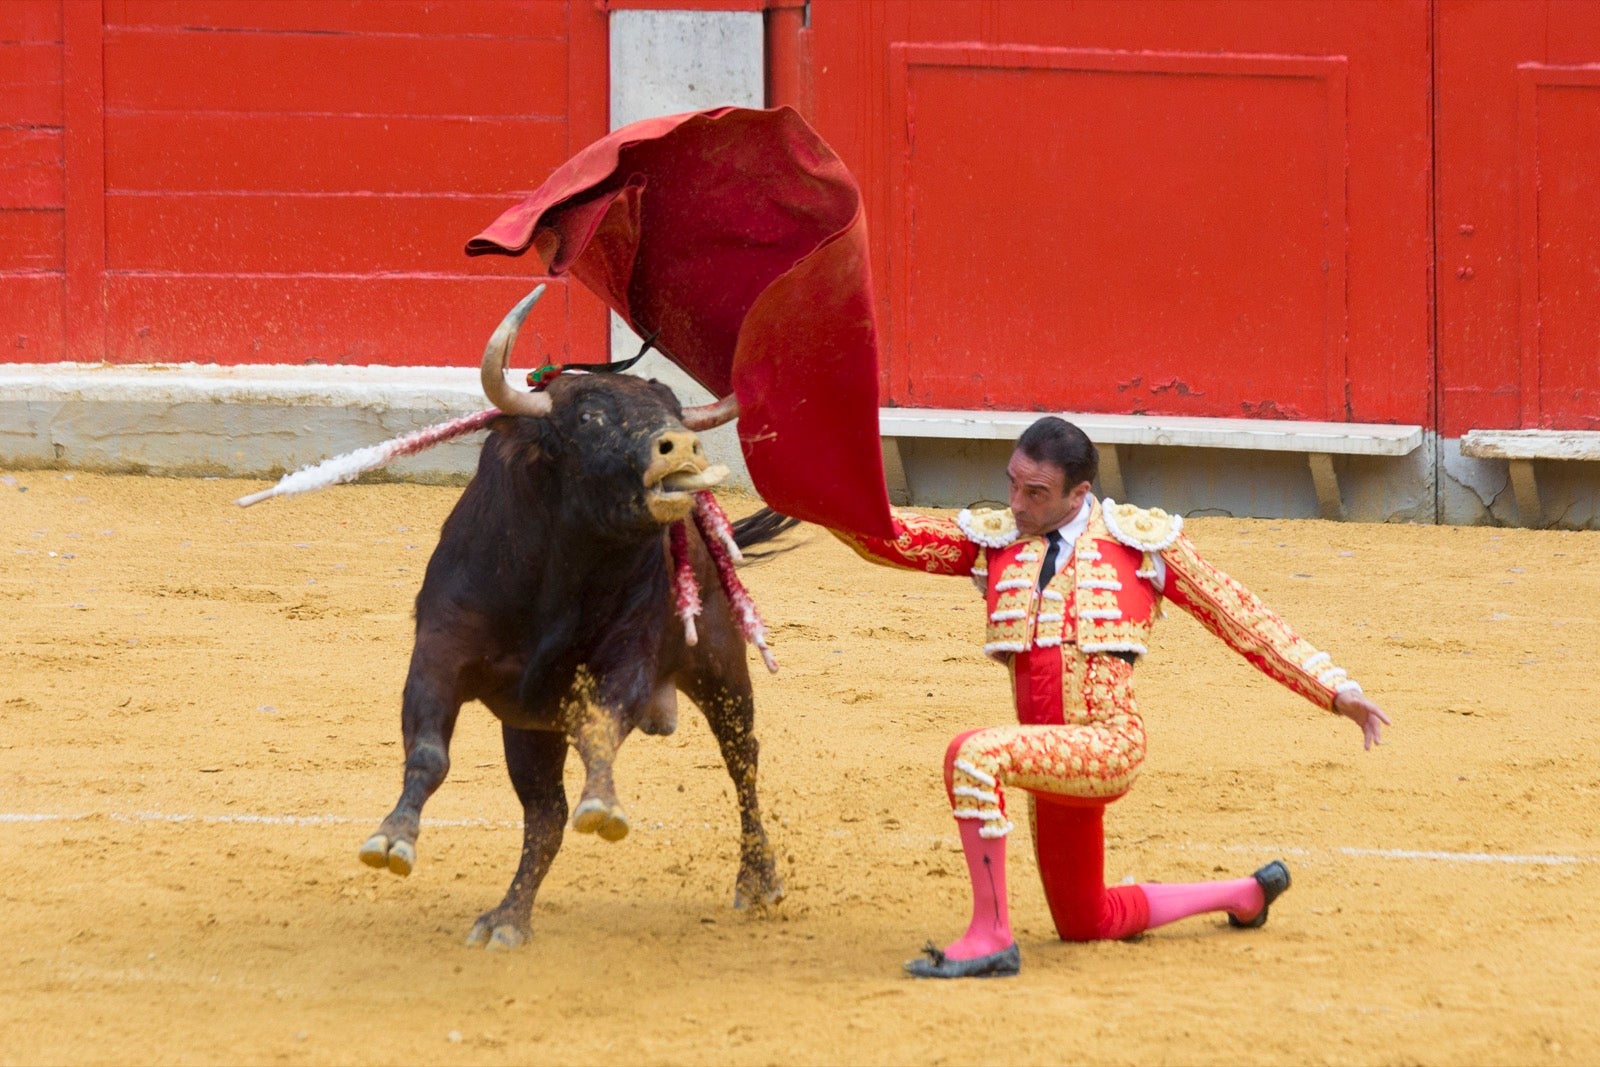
[
  {"xmin": 1460, "ymin": 429, "xmax": 1600, "ymax": 462},
  {"xmin": 1460, "ymin": 429, "xmax": 1600, "ymax": 527},
  {"xmin": 881, "ymin": 408, "xmax": 1423, "ymax": 455},
  {"xmin": 0, "ymin": 361, "xmax": 485, "ymax": 408},
  {"xmin": 879, "ymin": 407, "xmax": 1423, "ymax": 519},
  {"xmin": 0, "ymin": 362, "xmax": 491, "ymax": 483}
]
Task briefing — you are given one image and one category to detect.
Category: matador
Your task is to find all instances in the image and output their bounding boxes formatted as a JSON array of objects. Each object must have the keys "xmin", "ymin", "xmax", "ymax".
[{"xmin": 835, "ymin": 417, "xmax": 1390, "ymax": 978}]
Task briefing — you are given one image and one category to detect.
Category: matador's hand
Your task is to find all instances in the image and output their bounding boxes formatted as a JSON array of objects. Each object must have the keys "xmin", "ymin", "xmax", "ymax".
[{"xmin": 1334, "ymin": 691, "xmax": 1390, "ymax": 750}]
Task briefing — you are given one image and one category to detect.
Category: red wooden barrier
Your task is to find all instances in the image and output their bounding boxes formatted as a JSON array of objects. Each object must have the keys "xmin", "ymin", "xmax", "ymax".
[{"xmin": 4, "ymin": 0, "xmax": 1599, "ymax": 434}]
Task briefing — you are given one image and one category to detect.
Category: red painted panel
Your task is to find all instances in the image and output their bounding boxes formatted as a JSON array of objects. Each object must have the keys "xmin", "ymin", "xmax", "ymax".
[
  {"xmin": 1435, "ymin": 0, "xmax": 1600, "ymax": 435},
  {"xmin": 0, "ymin": 128, "xmax": 63, "ymax": 209},
  {"xmin": 806, "ymin": 0, "xmax": 1431, "ymax": 426},
  {"xmin": 564, "ymin": 0, "xmax": 611, "ymax": 361},
  {"xmin": 0, "ymin": 210, "xmax": 64, "ymax": 270},
  {"xmin": 62, "ymin": 0, "xmax": 106, "ymax": 362},
  {"xmin": 106, "ymin": 194, "xmax": 540, "ymax": 274},
  {"xmin": 887, "ymin": 46, "xmax": 1347, "ymax": 419},
  {"xmin": 1434, "ymin": 1, "xmax": 1528, "ymax": 435},
  {"xmin": 104, "ymin": 1, "xmax": 565, "ymax": 38},
  {"xmin": 0, "ymin": 275, "xmax": 64, "ymax": 358},
  {"xmin": 104, "ymin": 28, "xmax": 566, "ymax": 116},
  {"xmin": 103, "ymin": 275, "xmax": 586, "ymax": 365},
  {"xmin": 0, "ymin": 1, "xmax": 61, "ymax": 41},
  {"xmin": 105, "ymin": 114, "xmax": 565, "ymax": 194},
  {"xmin": 0, "ymin": 43, "xmax": 63, "ymax": 125},
  {"xmin": 1519, "ymin": 69, "xmax": 1600, "ymax": 429},
  {"xmin": 608, "ymin": 0, "xmax": 769, "ymax": 9}
]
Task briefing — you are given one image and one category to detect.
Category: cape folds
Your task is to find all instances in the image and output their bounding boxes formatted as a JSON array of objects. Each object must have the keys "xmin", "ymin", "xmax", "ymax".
[{"xmin": 467, "ymin": 106, "xmax": 894, "ymax": 539}]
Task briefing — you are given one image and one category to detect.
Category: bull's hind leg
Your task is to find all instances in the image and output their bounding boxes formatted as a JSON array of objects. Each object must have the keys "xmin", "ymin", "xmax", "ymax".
[
  {"xmin": 467, "ymin": 726, "xmax": 568, "ymax": 950},
  {"xmin": 360, "ymin": 653, "xmax": 462, "ymax": 876},
  {"xmin": 687, "ymin": 675, "xmax": 784, "ymax": 909}
]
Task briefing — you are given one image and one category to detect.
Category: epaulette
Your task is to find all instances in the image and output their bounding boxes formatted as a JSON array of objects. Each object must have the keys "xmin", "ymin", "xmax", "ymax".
[
  {"xmin": 1101, "ymin": 500, "xmax": 1183, "ymax": 552},
  {"xmin": 1101, "ymin": 500, "xmax": 1183, "ymax": 551},
  {"xmin": 956, "ymin": 506, "xmax": 1018, "ymax": 548}
]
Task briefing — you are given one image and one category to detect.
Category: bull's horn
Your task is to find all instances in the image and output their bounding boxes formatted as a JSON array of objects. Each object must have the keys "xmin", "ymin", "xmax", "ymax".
[
  {"xmin": 480, "ymin": 285, "xmax": 554, "ymax": 418},
  {"xmin": 681, "ymin": 393, "xmax": 740, "ymax": 431}
]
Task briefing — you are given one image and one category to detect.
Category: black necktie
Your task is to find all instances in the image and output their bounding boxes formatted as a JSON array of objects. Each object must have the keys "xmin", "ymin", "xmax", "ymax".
[{"xmin": 1037, "ymin": 530, "xmax": 1063, "ymax": 590}]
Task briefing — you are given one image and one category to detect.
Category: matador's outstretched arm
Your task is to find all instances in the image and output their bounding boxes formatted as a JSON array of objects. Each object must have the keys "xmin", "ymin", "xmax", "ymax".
[
  {"xmin": 1159, "ymin": 533, "xmax": 1388, "ymax": 748},
  {"xmin": 831, "ymin": 510, "xmax": 984, "ymax": 577}
]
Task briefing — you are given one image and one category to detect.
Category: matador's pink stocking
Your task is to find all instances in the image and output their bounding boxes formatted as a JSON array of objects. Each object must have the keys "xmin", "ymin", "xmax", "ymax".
[
  {"xmin": 941, "ymin": 818, "xmax": 1015, "ymax": 960},
  {"xmin": 1140, "ymin": 876, "xmax": 1264, "ymax": 928}
]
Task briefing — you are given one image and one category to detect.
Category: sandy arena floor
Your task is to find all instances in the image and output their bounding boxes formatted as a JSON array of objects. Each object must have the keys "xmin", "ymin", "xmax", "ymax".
[{"xmin": 2, "ymin": 470, "xmax": 1598, "ymax": 1065}]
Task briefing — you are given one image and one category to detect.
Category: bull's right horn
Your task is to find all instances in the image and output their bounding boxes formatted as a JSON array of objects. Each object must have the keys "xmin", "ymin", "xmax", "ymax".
[
  {"xmin": 480, "ymin": 285, "xmax": 555, "ymax": 418},
  {"xmin": 681, "ymin": 393, "xmax": 740, "ymax": 431}
]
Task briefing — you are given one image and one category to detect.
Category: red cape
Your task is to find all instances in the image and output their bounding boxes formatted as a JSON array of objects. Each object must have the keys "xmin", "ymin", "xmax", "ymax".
[{"xmin": 466, "ymin": 106, "xmax": 893, "ymax": 539}]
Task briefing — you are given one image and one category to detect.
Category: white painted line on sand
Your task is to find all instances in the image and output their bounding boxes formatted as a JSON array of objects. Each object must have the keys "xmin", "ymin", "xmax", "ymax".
[
  {"xmin": 0, "ymin": 811, "xmax": 520, "ymax": 829},
  {"xmin": 4, "ymin": 810, "xmax": 1595, "ymax": 867},
  {"xmin": 1165, "ymin": 840, "xmax": 1593, "ymax": 866}
]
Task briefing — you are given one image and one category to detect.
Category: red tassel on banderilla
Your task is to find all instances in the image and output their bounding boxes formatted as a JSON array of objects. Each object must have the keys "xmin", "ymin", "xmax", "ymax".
[{"xmin": 669, "ymin": 492, "xmax": 778, "ymax": 673}]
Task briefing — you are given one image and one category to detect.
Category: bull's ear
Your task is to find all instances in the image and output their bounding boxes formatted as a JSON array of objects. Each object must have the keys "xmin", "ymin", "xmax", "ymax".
[{"xmin": 486, "ymin": 415, "xmax": 545, "ymax": 465}]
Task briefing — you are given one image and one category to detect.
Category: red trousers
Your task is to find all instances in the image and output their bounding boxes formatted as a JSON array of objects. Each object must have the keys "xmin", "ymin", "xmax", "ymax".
[{"xmin": 948, "ymin": 642, "xmax": 1151, "ymax": 941}]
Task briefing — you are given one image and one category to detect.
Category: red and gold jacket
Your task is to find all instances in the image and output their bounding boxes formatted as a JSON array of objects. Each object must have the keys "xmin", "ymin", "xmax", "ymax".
[{"xmin": 835, "ymin": 497, "xmax": 1360, "ymax": 712}]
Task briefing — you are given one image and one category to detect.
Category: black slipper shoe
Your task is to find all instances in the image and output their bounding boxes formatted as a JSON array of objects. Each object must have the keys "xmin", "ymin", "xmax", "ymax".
[
  {"xmin": 903, "ymin": 941, "xmax": 1021, "ymax": 978},
  {"xmin": 1229, "ymin": 859, "xmax": 1291, "ymax": 929}
]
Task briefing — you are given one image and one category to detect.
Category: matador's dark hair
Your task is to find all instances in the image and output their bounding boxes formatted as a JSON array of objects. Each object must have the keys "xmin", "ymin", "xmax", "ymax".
[{"xmin": 1016, "ymin": 416, "xmax": 1098, "ymax": 490}]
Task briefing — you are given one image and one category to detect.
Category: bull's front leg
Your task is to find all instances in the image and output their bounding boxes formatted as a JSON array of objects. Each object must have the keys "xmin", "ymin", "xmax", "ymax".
[
  {"xmin": 467, "ymin": 724, "xmax": 567, "ymax": 950},
  {"xmin": 360, "ymin": 645, "xmax": 463, "ymax": 876},
  {"xmin": 690, "ymin": 677, "xmax": 784, "ymax": 910},
  {"xmin": 564, "ymin": 673, "xmax": 630, "ymax": 841}
]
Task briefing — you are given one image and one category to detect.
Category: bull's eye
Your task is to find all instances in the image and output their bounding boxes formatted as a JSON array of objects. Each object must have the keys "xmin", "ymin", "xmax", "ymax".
[{"xmin": 579, "ymin": 410, "xmax": 602, "ymax": 425}]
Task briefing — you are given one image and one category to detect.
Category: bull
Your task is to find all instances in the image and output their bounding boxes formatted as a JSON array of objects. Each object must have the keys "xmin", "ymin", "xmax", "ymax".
[{"xmin": 358, "ymin": 287, "xmax": 787, "ymax": 949}]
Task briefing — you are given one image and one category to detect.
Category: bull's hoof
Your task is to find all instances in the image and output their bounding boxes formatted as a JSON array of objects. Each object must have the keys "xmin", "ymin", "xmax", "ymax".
[
  {"xmin": 733, "ymin": 877, "xmax": 786, "ymax": 911},
  {"xmin": 736, "ymin": 876, "xmax": 787, "ymax": 908},
  {"xmin": 571, "ymin": 798, "xmax": 630, "ymax": 841},
  {"xmin": 466, "ymin": 916, "xmax": 529, "ymax": 952},
  {"xmin": 358, "ymin": 833, "xmax": 415, "ymax": 877}
]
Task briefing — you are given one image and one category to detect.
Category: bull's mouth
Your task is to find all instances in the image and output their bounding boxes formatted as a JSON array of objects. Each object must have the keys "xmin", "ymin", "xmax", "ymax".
[{"xmin": 646, "ymin": 463, "xmax": 729, "ymax": 521}]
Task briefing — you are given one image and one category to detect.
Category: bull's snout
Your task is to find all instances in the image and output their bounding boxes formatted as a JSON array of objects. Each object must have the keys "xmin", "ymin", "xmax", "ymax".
[
  {"xmin": 644, "ymin": 428, "xmax": 727, "ymax": 522},
  {"xmin": 654, "ymin": 430, "xmax": 705, "ymax": 467}
]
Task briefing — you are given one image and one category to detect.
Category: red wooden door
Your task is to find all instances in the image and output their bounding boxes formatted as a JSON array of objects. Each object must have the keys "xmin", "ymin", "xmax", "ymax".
[
  {"xmin": 2, "ymin": 0, "xmax": 610, "ymax": 367},
  {"xmin": 1436, "ymin": 0, "xmax": 1600, "ymax": 434},
  {"xmin": 804, "ymin": 1, "xmax": 1432, "ymax": 426},
  {"xmin": 0, "ymin": 1, "xmax": 64, "ymax": 360}
]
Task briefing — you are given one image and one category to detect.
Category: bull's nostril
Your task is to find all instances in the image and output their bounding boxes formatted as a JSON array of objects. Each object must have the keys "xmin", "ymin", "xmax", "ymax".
[{"xmin": 658, "ymin": 440, "xmax": 673, "ymax": 455}]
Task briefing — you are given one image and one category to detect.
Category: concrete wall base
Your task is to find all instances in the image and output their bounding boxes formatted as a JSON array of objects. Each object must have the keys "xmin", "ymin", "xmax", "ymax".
[
  {"xmin": 7, "ymin": 364, "xmax": 1600, "ymax": 528},
  {"xmin": 0, "ymin": 364, "xmax": 500, "ymax": 487},
  {"xmin": 892, "ymin": 434, "xmax": 1439, "ymax": 524}
]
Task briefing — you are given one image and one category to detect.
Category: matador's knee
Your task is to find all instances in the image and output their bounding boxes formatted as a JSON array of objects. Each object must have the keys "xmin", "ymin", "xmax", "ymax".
[{"xmin": 944, "ymin": 729, "xmax": 1014, "ymax": 838}]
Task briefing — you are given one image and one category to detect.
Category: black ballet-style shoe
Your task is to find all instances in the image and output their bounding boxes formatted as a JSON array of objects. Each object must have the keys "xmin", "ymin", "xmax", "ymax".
[
  {"xmin": 1229, "ymin": 859, "xmax": 1292, "ymax": 929},
  {"xmin": 903, "ymin": 941, "xmax": 1021, "ymax": 978}
]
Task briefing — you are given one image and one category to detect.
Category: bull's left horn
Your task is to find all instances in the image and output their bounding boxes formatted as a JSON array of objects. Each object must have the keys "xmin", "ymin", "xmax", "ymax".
[
  {"xmin": 481, "ymin": 285, "xmax": 555, "ymax": 418},
  {"xmin": 681, "ymin": 393, "xmax": 740, "ymax": 431}
]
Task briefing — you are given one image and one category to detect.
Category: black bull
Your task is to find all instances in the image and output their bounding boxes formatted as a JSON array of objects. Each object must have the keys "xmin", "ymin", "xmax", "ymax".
[{"xmin": 358, "ymin": 300, "xmax": 790, "ymax": 950}]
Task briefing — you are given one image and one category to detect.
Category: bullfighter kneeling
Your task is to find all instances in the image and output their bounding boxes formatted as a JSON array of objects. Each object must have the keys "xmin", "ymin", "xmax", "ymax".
[{"xmin": 835, "ymin": 417, "xmax": 1391, "ymax": 978}]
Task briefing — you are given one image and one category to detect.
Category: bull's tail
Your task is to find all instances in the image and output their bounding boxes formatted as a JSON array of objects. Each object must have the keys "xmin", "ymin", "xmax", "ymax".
[{"xmin": 730, "ymin": 508, "xmax": 800, "ymax": 558}]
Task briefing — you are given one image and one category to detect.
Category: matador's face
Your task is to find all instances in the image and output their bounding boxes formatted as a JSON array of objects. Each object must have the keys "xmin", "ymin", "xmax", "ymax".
[{"xmin": 1007, "ymin": 449, "xmax": 1091, "ymax": 538}]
